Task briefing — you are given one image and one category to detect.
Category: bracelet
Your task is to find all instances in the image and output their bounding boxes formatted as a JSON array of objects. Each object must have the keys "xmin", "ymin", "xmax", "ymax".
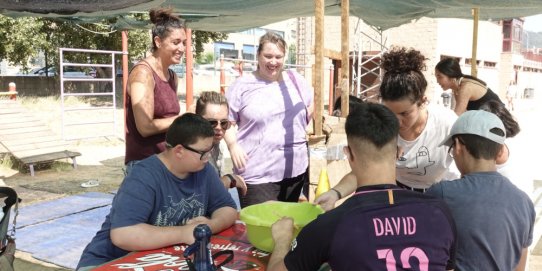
[
  {"xmin": 225, "ymin": 174, "xmax": 237, "ymax": 189},
  {"xmin": 331, "ymin": 188, "xmax": 342, "ymax": 199}
]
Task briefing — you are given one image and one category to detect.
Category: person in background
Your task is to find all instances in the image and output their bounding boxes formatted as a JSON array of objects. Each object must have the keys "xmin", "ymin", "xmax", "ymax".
[
  {"xmin": 331, "ymin": 95, "xmax": 363, "ymax": 117},
  {"xmin": 195, "ymin": 91, "xmax": 247, "ymax": 198},
  {"xmin": 267, "ymin": 102, "xmax": 457, "ymax": 271},
  {"xmin": 225, "ymin": 32, "xmax": 314, "ymax": 208},
  {"xmin": 76, "ymin": 114, "xmax": 237, "ymax": 271},
  {"xmin": 435, "ymin": 57, "xmax": 503, "ymax": 115},
  {"xmin": 316, "ymin": 47, "xmax": 459, "ymax": 211},
  {"xmin": 124, "ymin": 8, "xmax": 185, "ymax": 173},
  {"xmin": 426, "ymin": 110, "xmax": 534, "ymax": 271},
  {"xmin": 506, "ymin": 80, "xmax": 518, "ymax": 111}
]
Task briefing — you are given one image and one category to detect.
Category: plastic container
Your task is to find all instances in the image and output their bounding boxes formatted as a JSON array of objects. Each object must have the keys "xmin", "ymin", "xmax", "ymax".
[{"xmin": 239, "ymin": 202, "xmax": 324, "ymax": 252}]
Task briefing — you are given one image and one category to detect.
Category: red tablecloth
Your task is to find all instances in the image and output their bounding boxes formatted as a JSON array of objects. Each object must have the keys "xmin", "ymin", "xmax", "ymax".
[{"xmin": 93, "ymin": 223, "xmax": 270, "ymax": 271}]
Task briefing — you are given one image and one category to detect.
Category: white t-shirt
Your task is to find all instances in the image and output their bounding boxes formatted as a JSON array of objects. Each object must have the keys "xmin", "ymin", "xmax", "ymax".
[
  {"xmin": 396, "ymin": 105, "xmax": 460, "ymax": 189},
  {"xmin": 497, "ymin": 141, "xmax": 533, "ymax": 198}
]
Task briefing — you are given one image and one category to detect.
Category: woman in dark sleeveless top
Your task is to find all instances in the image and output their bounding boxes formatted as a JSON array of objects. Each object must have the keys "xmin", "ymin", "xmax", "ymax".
[
  {"xmin": 435, "ymin": 58, "xmax": 503, "ymax": 115},
  {"xmin": 125, "ymin": 8, "xmax": 185, "ymax": 170}
]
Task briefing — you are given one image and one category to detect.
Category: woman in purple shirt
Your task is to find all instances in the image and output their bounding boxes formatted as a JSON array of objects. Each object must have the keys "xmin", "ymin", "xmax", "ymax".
[{"xmin": 225, "ymin": 32, "xmax": 314, "ymax": 208}]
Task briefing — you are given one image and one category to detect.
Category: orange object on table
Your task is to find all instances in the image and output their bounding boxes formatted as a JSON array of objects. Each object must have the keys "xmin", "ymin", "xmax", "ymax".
[{"xmin": 93, "ymin": 223, "xmax": 270, "ymax": 271}]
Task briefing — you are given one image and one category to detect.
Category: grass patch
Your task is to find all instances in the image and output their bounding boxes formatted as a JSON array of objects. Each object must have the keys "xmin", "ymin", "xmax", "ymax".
[{"xmin": 0, "ymin": 154, "xmax": 14, "ymax": 171}]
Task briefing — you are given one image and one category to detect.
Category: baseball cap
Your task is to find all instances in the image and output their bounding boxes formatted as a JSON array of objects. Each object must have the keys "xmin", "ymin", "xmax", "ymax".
[{"xmin": 439, "ymin": 110, "xmax": 506, "ymax": 147}]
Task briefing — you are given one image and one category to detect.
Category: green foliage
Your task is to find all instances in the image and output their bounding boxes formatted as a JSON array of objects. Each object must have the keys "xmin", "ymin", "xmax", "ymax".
[
  {"xmin": 196, "ymin": 52, "xmax": 215, "ymax": 64},
  {"xmin": 0, "ymin": 15, "xmax": 228, "ymax": 72},
  {"xmin": 192, "ymin": 30, "xmax": 228, "ymax": 58},
  {"xmin": 287, "ymin": 44, "xmax": 296, "ymax": 64}
]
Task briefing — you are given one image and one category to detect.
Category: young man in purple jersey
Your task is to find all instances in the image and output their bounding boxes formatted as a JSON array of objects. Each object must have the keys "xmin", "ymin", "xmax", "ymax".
[
  {"xmin": 426, "ymin": 110, "xmax": 535, "ymax": 270},
  {"xmin": 267, "ymin": 102, "xmax": 457, "ymax": 271}
]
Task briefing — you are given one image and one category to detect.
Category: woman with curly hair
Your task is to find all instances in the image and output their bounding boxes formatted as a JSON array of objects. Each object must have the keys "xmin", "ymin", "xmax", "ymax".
[
  {"xmin": 124, "ymin": 8, "xmax": 185, "ymax": 174},
  {"xmin": 316, "ymin": 47, "xmax": 460, "ymax": 210}
]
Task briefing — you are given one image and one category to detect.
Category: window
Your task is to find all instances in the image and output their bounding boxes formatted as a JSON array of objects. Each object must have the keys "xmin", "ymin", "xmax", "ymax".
[
  {"xmin": 465, "ymin": 59, "xmax": 480, "ymax": 66},
  {"xmin": 484, "ymin": 61, "xmax": 496, "ymax": 68}
]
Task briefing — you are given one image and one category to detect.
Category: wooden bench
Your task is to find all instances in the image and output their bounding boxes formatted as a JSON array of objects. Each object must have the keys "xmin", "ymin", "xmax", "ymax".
[
  {"xmin": 19, "ymin": 151, "xmax": 82, "ymax": 176},
  {"xmin": 0, "ymin": 99, "xmax": 83, "ymax": 176},
  {"xmin": 0, "ymin": 91, "xmax": 18, "ymax": 100}
]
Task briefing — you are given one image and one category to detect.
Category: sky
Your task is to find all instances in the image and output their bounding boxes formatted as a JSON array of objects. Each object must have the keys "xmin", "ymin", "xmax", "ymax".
[{"xmin": 523, "ymin": 14, "xmax": 542, "ymax": 32}]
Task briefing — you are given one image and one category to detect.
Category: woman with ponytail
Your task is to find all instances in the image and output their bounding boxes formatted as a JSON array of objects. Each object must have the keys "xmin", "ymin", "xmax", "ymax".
[{"xmin": 435, "ymin": 57, "xmax": 503, "ymax": 115}]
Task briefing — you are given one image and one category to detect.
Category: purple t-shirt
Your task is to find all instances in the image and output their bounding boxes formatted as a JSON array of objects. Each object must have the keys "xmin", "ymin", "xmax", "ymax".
[
  {"xmin": 226, "ymin": 70, "xmax": 312, "ymax": 184},
  {"xmin": 285, "ymin": 185, "xmax": 457, "ymax": 271}
]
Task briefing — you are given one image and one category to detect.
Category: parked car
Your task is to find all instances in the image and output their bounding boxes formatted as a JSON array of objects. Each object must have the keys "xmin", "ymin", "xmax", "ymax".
[
  {"xmin": 20, "ymin": 66, "xmax": 94, "ymax": 78},
  {"xmin": 193, "ymin": 64, "xmax": 240, "ymax": 77},
  {"xmin": 171, "ymin": 64, "xmax": 186, "ymax": 78}
]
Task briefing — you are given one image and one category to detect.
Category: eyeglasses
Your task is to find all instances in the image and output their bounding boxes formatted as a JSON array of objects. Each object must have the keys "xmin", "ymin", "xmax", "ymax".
[
  {"xmin": 448, "ymin": 141, "xmax": 456, "ymax": 158},
  {"xmin": 207, "ymin": 119, "xmax": 231, "ymax": 130},
  {"xmin": 166, "ymin": 142, "xmax": 214, "ymax": 161},
  {"xmin": 448, "ymin": 136, "xmax": 465, "ymax": 158},
  {"xmin": 181, "ymin": 143, "xmax": 214, "ymax": 161}
]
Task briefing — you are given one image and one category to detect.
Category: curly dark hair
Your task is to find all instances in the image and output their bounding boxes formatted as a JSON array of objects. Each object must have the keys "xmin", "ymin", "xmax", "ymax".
[
  {"xmin": 149, "ymin": 8, "xmax": 185, "ymax": 53},
  {"xmin": 380, "ymin": 47, "xmax": 427, "ymax": 105}
]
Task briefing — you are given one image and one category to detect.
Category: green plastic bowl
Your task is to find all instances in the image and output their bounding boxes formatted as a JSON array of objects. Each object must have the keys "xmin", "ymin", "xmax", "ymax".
[{"xmin": 239, "ymin": 202, "xmax": 324, "ymax": 252}]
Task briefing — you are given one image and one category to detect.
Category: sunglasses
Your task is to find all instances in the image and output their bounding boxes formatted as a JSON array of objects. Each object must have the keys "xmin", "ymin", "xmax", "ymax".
[{"xmin": 208, "ymin": 119, "xmax": 231, "ymax": 130}]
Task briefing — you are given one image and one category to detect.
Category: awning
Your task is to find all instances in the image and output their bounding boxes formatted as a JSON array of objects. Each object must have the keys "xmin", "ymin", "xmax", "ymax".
[{"xmin": 1, "ymin": 0, "xmax": 542, "ymax": 31}]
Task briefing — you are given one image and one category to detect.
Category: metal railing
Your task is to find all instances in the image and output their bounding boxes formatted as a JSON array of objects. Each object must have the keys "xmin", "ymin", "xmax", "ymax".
[{"xmin": 59, "ymin": 48, "xmax": 123, "ymax": 140}]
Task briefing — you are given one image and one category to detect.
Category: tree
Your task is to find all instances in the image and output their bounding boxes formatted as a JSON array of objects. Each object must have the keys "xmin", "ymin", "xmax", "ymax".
[{"xmin": 0, "ymin": 15, "xmax": 228, "ymax": 73}]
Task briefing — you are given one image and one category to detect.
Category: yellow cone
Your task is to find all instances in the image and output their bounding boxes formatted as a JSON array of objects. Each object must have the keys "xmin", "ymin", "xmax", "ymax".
[{"xmin": 315, "ymin": 167, "xmax": 330, "ymax": 198}]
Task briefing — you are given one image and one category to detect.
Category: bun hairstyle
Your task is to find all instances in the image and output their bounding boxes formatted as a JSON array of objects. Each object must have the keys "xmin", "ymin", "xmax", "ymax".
[
  {"xmin": 149, "ymin": 8, "xmax": 185, "ymax": 52},
  {"xmin": 380, "ymin": 47, "xmax": 428, "ymax": 104}
]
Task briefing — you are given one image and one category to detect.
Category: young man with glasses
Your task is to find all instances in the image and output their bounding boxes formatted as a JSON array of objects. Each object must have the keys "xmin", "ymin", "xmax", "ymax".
[
  {"xmin": 195, "ymin": 91, "xmax": 247, "ymax": 198},
  {"xmin": 426, "ymin": 110, "xmax": 535, "ymax": 271},
  {"xmin": 77, "ymin": 113, "xmax": 237, "ymax": 271},
  {"xmin": 267, "ymin": 103, "xmax": 457, "ymax": 271}
]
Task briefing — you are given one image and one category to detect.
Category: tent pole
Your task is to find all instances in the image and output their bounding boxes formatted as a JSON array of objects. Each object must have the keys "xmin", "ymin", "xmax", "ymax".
[
  {"xmin": 122, "ymin": 31, "xmax": 129, "ymax": 136},
  {"xmin": 340, "ymin": 0, "xmax": 350, "ymax": 117},
  {"xmin": 186, "ymin": 28, "xmax": 194, "ymax": 112},
  {"xmin": 471, "ymin": 8, "xmax": 479, "ymax": 77},
  {"xmin": 314, "ymin": 0, "xmax": 324, "ymax": 136}
]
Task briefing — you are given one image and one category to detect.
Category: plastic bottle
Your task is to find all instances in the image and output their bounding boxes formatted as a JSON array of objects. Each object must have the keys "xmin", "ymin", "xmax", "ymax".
[{"xmin": 183, "ymin": 224, "xmax": 216, "ymax": 271}]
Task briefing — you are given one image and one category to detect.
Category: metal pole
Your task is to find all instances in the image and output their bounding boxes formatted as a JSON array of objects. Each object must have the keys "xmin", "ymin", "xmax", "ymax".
[
  {"xmin": 220, "ymin": 54, "xmax": 226, "ymax": 95},
  {"xmin": 186, "ymin": 28, "xmax": 194, "ymax": 112},
  {"xmin": 340, "ymin": 0, "xmax": 350, "ymax": 117},
  {"xmin": 122, "ymin": 31, "xmax": 129, "ymax": 136},
  {"xmin": 357, "ymin": 35, "xmax": 362, "ymax": 97}
]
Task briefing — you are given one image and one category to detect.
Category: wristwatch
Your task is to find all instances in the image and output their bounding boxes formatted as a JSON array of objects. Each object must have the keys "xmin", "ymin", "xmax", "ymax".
[{"xmin": 224, "ymin": 174, "xmax": 237, "ymax": 189}]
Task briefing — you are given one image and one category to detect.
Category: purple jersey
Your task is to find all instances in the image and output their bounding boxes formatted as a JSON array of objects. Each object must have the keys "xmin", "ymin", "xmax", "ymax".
[{"xmin": 285, "ymin": 184, "xmax": 456, "ymax": 271}]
